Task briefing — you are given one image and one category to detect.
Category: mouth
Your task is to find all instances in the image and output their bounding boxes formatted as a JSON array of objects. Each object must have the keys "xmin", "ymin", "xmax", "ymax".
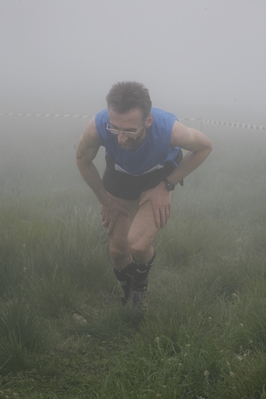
[
  {"xmin": 119, "ymin": 138, "xmax": 135, "ymax": 149},
  {"xmin": 120, "ymin": 143, "xmax": 134, "ymax": 151},
  {"xmin": 117, "ymin": 130, "xmax": 145, "ymax": 150}
]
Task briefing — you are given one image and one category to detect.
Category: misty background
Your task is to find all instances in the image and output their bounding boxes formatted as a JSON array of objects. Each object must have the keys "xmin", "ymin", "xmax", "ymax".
[
  {"xmin": 1, "ymin": 3, "xmax": 266, "ymax": 394},
  {"xmin": 0, "ymin": 0, "xmax": 266, "ymax": 199}
]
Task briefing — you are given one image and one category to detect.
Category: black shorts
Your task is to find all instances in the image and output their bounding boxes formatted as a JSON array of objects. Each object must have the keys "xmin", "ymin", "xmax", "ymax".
[{"xmin": 102, "ymin": 150, "xmax": 183, "ymax": 200}]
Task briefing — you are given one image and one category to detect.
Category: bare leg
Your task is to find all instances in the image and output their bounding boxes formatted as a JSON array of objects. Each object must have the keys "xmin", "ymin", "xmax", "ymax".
[
  {"xmin": 104, "ymin": 195, "xmax": 161, "ymax": 309},
  {"xmin": 102, "ymin": 194, "xmax": 138, "ymax": 302},
  {"xmin": 125, "ymin": 200, "xmax": 160, "ymax": 310},
  {"xmin": 107, "ymin": 194, "xmax": 139, "ymax": 269},
  {"xmin": 127, "ymin": 200, "xmax": 160, "ymax": 264}
]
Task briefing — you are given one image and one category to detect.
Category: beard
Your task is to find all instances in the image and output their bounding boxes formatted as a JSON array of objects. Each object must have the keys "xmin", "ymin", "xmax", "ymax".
[
  {"xmin": 120, "ymin": 139, "xmax": 140, "ymax": 151},
  {"xmin": 118, "ymin": 129, "xmax": 146, "ymax": 151}
]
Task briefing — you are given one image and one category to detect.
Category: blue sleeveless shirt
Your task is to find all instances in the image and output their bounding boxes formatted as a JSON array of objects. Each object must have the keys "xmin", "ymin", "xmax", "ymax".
[{"xmin": 95, "ymin": 107, "xmax": 181, "ymax": 176}]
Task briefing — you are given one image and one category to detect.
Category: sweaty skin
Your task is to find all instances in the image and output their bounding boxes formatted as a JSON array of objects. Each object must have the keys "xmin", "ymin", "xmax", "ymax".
[{"xmin": 76, "ymin": 108, "xmax": 212, "ymax": 267}]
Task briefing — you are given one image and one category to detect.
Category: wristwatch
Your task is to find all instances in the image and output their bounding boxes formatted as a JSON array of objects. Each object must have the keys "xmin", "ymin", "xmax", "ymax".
[{"xmin": 163, "ymin": 178, "xmax": 175, "ymax": 191}]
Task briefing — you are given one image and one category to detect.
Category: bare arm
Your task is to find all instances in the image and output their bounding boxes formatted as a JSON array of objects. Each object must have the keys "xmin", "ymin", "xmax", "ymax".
[
  {"xmin": 76, "ymin": 118, "xmax": 130, "ymax": 234},
  {"xmin": 76, "ymin": 118, "xmax": 110, "ymax": 205},
  {"xmin": 167, "ymin": 120, "xmax": 213, "ymax": 184},
  {"xmin": 139, "ymin": 121, "xmax": 212, "ymax": 227}
]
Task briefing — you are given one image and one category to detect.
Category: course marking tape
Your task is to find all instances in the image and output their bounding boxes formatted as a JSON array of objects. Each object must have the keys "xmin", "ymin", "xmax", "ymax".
[
  {"xmin": 0, "ymin": 112, "xmax": 90, "ymax": 119},
  {"xmin": 202, "ymin": 119, "xmax": 266, "ymax": 131},
  {"xmin": 0, "ymin": 112, "xmax": 265, "ymax": 130}
]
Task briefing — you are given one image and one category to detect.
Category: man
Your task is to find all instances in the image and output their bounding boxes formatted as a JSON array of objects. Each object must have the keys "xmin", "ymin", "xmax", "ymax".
[{"xmin": 76, "ymin": 81, "xmax": 212, "ymax": 311}]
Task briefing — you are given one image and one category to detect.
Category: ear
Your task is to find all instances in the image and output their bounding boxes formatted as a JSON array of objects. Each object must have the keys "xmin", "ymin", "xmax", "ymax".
[{"xmin": 145, "ymin": 113, "xmax": 153, "ymax": 128}]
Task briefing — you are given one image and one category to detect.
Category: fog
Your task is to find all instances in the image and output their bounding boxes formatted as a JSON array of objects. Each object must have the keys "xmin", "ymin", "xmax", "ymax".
[
  {"xmin": 0, "ymin": 0, "xmax": 266, "ymax": 198},
  {"xmin": 1, "ymin": 0, "xmax": 266, "ymax": 122}
]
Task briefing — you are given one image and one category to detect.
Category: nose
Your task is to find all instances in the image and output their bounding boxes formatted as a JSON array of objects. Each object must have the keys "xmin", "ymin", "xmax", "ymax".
[{"xmin": 117, "ymin": 132, "xmax": 128, "ymax": 144}]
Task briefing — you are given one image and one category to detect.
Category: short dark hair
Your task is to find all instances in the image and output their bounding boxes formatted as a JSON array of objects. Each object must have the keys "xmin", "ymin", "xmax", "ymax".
[{"xmin": 106, "ymin": 81, "xmax": 152, "ymax": 120}]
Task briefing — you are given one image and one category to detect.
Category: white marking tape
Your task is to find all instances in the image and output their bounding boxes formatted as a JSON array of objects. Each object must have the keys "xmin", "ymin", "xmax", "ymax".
[
  {"xmin": 179, "ymin": 117, "xmax": 202, "ymax": 121},
  {"xmin": 202, "ymin": 119, "xmax": 266, "ymax": 131},
  {"xmin": 0, "ymin": 112, "xmax": 265, "ymax": 131},
  {"xmin": 0, "ymin": 112, "xmax": 90, "ymax": 119}
]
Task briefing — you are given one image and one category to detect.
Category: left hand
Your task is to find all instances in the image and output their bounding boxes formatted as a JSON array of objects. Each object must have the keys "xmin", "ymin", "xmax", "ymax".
[{"xmin": 138, "ymin": 182, "xmax": 172, "ymax": 228}]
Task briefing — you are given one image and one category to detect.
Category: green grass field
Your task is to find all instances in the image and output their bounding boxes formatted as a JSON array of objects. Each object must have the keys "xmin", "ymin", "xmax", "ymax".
[{"xmin": 0, "ymin": 118, "xmax": 266, "ymax": 398}]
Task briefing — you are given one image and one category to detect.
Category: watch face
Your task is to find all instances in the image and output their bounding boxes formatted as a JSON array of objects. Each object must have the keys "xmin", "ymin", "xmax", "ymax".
[{"xmin": 165, "ymin": 180, "xmax": 175, "ymax": 191}]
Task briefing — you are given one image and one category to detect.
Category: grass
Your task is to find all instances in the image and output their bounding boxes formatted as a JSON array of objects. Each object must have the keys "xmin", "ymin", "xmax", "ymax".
[{"xmin": 0, "ymin": 122, "xmax": 266, "ymax": 398}]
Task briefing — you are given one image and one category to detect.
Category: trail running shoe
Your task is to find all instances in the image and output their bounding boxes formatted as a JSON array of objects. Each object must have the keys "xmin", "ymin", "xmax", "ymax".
[
  {"xmin": 129, "ymin": 283, "xmax": 148, "ymax": 313},
  {"xmin": 119, "ymin": 280, "xmax": 131, "ymax": 302}
]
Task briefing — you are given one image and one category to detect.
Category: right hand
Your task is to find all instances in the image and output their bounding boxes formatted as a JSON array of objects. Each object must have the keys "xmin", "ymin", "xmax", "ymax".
[{"xmin": 101, "ymin": 197, "xmax": 130, "ymax": 235}]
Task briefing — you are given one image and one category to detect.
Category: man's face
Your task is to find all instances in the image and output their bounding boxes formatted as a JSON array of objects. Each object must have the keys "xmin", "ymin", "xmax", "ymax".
[{"xmin": 108, "ymin": 107, "xmax": 152, "ymax": 151}]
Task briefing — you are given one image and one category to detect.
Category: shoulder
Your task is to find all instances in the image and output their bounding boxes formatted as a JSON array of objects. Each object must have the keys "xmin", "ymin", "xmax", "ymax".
[
  {"xmin": 170, "ymin": 120, "xmax": 212, "ymax": 152},
  {"xmin": 79, "ymin": 117, "xmax": 102, "ymax": 149},
  {"xmin": 81, "ymin": 108, "xmax": 109, "ymax": 146},
  {"xmin": 150, "ymin": 108, "xmax": 177, "ymax": 142},
  {"xmin": 94, "ymin": 109, "xmax": 110, "ymax": 143},
  {"xmin": 152, "ymin": 107, "xmax": 178, "ymax": 125},
  {"xmin": 76, "ymin": 117, "xmax": 102, "ymax": 163},
  {"xmin": 95, "ymin": 108, "xmax": 108, "ymax": 126}
]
